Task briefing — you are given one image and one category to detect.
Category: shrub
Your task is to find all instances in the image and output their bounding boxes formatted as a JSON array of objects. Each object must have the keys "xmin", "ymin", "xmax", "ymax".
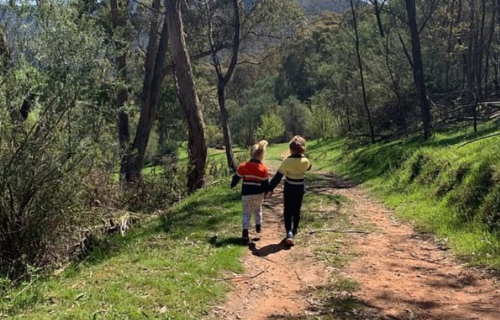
[{"xmin": 256, "ymin": 112, "xmax": 286, "ymax": 143}]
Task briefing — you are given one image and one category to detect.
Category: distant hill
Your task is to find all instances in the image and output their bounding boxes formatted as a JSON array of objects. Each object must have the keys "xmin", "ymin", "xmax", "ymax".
[
  {"xmin": 298, "ymin": 0, "xmax": 350, "ymax": 15},
  {"xmin": 244, "ymin": 0, "xmax": 350, "ymax": 15}
]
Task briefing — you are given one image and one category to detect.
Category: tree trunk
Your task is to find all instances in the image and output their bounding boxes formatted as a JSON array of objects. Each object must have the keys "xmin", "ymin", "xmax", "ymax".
[
  {"xmin": 121, "ymin": 1, "xmax": 169, "ymax": 181},
  {"xmin": 110, "ymin": 0, "xmax": 131, "ymax": 153},
  {"xmin": 166, "ymin": 0, "xmax": 207, "ymax": 192},
  {"xmin": 484, "ymin": 3, "xmax": 496, "ymax": 98},
  {"xmin": 351, "ymin": 0, "xmax": 375, "ymax": 143},
  {"xmin": 385, "ymin": 35, "xmax": 406, "ymax": 134},
  {"xmin": 207, "ymin": 0, "xmax": 240, "ymax": 172},
  {"xmin": 465, "ymin": 0, "xmax": 477, "ymax": 132},
  {"xmin": 405, "ymin": 0, "xmax": 433, "ymax": 139},
  {"xmin": 445, "ymin": 0, "xmax": 456, "ymax": 91},
  {"xmin": 372, "ymin": 0, "xmax": 385, "ymax": 37},
  {"xmin": 0, "ymin": 24, "xmax": 10, "ymax": 71},
  {"xmin": 217, "ymin": 86, "xmax": 237, "ymax": 171}
]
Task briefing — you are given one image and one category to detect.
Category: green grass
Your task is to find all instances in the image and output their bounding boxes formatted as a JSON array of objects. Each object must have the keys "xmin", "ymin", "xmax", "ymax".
[
  {"xmin": 0, "ymin": 182, "xmax": 247, "ymax": 319},
  {"xmin": 307, "ymin": 122, "xmax": 500, "ymax": 269}
]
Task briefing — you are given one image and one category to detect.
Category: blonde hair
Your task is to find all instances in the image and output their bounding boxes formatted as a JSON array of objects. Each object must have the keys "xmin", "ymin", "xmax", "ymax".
[
  {"xmin": 251, "ymin": 140, "xmax": 268, "ymax": 161},
  {"xmin": 289, "ymin": 135, "xmax": 306, "ymax": 155}
]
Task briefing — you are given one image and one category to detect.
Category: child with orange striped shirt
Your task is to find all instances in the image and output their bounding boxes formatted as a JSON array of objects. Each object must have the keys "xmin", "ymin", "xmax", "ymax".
[{"xmin": 231, "ymin": 141, "xmax": 270, "ymax": 242}]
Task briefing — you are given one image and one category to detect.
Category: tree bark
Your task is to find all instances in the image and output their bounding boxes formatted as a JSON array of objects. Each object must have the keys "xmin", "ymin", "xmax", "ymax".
[
  {"xmin": 166, "ymin": 0, "xmax": 207, "ymax": 192},
  {"xmin": 350, "ymin": 0, "xmax": 376, "ymax": 143},
  {"xmin": 121, "ymin": 1, "xmax": 169, "ymax": 182},
  {"xmin": 110, "ymin": 0, "xmax": 131, "ymax": 153},
  {"xmin": 405, "ymin": 0, "xmax": 433, "ymax": 139}
]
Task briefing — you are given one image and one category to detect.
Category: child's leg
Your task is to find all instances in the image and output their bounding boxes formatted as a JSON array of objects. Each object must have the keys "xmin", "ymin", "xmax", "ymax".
[
  {"xmin": 283, "ymin": 188, "xmax": 293, "ymax": 233},
  {"xmin": 253, "ymin": 194, "xmax": 264, "ymax": 232},
  {"xmin": 242, "ymin": 196, "xmax": 252, "ymax": 233},
  {"xmin": 292, "ymin": 191, "xmax": 305, "ymax": 233}
]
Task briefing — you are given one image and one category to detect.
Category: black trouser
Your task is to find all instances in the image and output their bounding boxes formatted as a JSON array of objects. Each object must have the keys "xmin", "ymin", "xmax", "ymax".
[{"xmin": 283, "ymin": 183, "xmax": 305, "ymax": 233}]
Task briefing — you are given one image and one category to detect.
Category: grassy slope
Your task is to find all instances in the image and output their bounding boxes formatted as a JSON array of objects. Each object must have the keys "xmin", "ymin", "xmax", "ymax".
[
  {"xmin": 0, "ymin": 142, "xmax": 302, "ymax": 319},
  {"xmin": 307, "ymin": 122, "xmax": 500, "ymax": 268},
  {"xmin": 1, "ymin": 184, "xmax": 246, "ymax": 319}
]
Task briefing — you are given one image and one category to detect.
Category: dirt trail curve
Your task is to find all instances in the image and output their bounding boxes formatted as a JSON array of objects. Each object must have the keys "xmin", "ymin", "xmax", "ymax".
[{"xmin": 212, "ymin": 169, "xmax": 500, "ymax": 319}]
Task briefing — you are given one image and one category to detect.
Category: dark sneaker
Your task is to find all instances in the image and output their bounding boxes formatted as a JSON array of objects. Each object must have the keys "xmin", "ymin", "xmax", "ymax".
[
  {"xmin": 242, "ymin": 229, "xmax": 249, "ymax": 243},
  {"xmin": 285, "ymin": 231, "xmax": 295, "ymax": 246},
  {"xmin": 256, "ymin": 224, "xmax": 262, "ymax": 233},
  {"xmin": 292, "ymin": 228, "xmax": 299, "ymax": 236}
]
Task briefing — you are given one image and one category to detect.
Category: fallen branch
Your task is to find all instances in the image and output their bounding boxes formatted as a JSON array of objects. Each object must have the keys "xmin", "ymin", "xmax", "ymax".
[
  {"xmin": 213, "ymin": 267, "xmax": 269, "ymax": 281},
  {"xmin": 309, "ymin": 229, "xmax": 370, "ymax": 235},
  {"xmin": 459, "ymin": 132, "xmax": 500, "ymax": 148},
  {"xmin": 410, "ymin": 252, "xmax": 446, "ymax": 264}
]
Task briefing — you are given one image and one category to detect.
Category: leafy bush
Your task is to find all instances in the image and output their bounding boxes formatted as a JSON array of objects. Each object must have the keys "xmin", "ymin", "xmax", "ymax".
[
  {"xmin": 307, "ymin": 105, "xmax": 337, "ymax": 139},
  {"xmin": 0, "ymin": 4, "xmax": 114, "ymax": 277},
  {"xmin": 278, "ymin": 96, "xmax": 311, "ymax": 139},
  {"xmin": 256, "ymin": 112, "xmax": 286, "ymax": 143}
]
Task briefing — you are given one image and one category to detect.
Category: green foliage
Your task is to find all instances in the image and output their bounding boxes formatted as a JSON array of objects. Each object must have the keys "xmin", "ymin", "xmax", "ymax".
[
  {"xmin": 256, "ymin": 111, "xmax": 285, "ymax": 143},
  {"xmin": 0, "ymin": 2, "xmax": 115, "ymax": 276},
  {"xmin": 278, "ymin": 96, "xmax": 311, "ymax": 139},
  {"xmin": 205, "ymin": 124, "xmax": 224, "ymax": 148},
  {"xmin": 307, "ymin": 103, "xmax": 337, "ymax": 139},
  {"xmin": 229, "ymin": 77, "xmax": 276, "ymax": 146}
]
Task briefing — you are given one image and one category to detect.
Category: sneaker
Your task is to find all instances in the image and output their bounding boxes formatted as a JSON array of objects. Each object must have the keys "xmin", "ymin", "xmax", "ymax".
[
  {"xmin": 285, "ymin": 231, "xmax": 295, "ymax": 246},
  {"xmin": 292, "ymin": 228, "xmax": 299, "ymax": 236},
  {"xmin": 242, "ymin": 229, "xmax": 249, "ymax": 243},
  {"xmin": 256, "ymin": 224, "xmax": 261, "ymax": 233}
]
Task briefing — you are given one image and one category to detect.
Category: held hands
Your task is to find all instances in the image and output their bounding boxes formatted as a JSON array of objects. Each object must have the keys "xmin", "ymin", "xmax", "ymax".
[{"xmin": 267, "ymin": 191, "xmax": 274, "ymax": 197}]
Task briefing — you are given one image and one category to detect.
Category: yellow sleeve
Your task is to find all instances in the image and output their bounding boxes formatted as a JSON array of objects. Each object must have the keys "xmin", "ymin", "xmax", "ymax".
[
  {"xmin": 305, "ymin": 158, "xmax": 312, "ymax": 171},
  {"xmin": 278, "ymin": 160, "xmax": 287, "ymax": 175}
]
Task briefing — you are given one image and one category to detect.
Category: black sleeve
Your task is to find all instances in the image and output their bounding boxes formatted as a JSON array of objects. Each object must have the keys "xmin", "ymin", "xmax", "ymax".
[
  {"xmin": 269, "ymin": 172, "xmax": 284, "ymax": 191},
  {"xmin": 231, "ymin": 174, "xmax": 241, "ymax": 189},
  {"xmin": 261, "ymin": 179, "xmax": 270, "ymax": 194}
]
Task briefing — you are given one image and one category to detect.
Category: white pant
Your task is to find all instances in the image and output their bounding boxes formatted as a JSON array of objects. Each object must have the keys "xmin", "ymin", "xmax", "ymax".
[{"xmin": 242, "ymin": 194, "xmax": 264, "ymax": 230}]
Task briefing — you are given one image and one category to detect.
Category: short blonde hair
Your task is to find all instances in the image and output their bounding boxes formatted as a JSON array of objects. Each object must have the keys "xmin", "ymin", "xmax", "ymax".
[
  {"xmin": 251, "ymin": 140, "xmax": 268, "ymax": 161},
  {"xmin": 289, "ymin": 135, "xmax": 306, "ymax": 155}
]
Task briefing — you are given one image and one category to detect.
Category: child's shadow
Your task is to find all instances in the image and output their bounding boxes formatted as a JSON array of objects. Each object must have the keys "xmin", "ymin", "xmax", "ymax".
[{"xmin": 249, "ymin": 240, "xmax": 290, "ymax": 257}]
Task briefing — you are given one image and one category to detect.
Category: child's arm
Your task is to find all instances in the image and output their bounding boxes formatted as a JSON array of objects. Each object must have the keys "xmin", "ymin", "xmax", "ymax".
[
  {"xmin": 231, "ymin": 169, "xmax": 242, "ymax": 189},
  {"xmin": 262, "ymin": 167, "xmax": 270, "ymax": 195},
  {"xmin": 230, "ymin": 174, "xmax": 241, "ymax": 189},
  {"xmin": 269, "ymin": 161, "xmax": 286, "ymax": 191}
]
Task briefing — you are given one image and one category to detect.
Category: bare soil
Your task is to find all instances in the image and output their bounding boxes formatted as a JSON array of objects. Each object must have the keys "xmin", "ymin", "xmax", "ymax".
[{"xmin": 213, "ymin": 171, "xmax": 500, "ymax": 320}]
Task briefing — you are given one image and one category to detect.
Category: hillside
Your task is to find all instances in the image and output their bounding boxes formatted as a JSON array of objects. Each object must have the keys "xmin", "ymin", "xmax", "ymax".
[
  {"xmin": 307, "ymin": 122, "xmax": 500, "ymax": 268},
  {"xmin": 243, "ymin": 0, "xmax": 350, "ymax": 14}
]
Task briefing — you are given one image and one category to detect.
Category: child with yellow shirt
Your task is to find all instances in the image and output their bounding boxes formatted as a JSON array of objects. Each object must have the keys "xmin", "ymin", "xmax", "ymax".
[{"xmin": 269, "ymin": 136, "xmax": 312, "ymax": 246}]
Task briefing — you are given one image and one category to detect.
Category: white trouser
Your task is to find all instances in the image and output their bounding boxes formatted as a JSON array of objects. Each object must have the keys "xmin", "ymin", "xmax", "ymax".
[{"xmin": 242, "ymin": 194, "xmax": 264, "ymax": 230}]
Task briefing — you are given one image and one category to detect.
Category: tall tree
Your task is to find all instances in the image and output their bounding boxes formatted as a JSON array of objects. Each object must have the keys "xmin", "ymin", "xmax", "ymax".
[
  {"xmin": 207, "ymin": 0, "xmax": 240, "ymax": 172},
  {"xmin": 350, "ymin": 0, "xmax": 375, "ymax": 143},
  {"xmin": 166, "ymin": 0, "xmax": 207, "ymax": 192},
  {"xmin": 369, "ymin": 0, "xmax": 386, "ymax": 37},
  {"xmin": 121, "ymin": 0, "xmax": 171, "ymax": 181},
  {"xmin": 405, "ymin": 0, "xmax": 433, "ymax": 139},
  {"xmin": 110, "ymin": 0, "xmax": 131, "ymax": 154}
]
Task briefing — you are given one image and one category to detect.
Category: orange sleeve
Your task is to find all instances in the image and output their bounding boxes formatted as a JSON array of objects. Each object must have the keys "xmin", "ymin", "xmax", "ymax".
[
  {"xmin": 237, "ymin": 163, "xmax": 245, "ymax": 177},
  {"xmin": 263, "ymin": 166, "xmax": 270, "ymax": 179}
]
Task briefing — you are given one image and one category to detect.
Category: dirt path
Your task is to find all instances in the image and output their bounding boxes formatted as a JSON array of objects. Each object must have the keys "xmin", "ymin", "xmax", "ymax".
[
  {"xmin": 213, "ymin": 183, "xmax": 329, "ymax": 320},
  {"xmin": 336, "ymin": 183, "xmax": 500, "ymax": 320},
  {"xmin": 214, "ymin": 169, "xmax": 500, "ymax": 320}
]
